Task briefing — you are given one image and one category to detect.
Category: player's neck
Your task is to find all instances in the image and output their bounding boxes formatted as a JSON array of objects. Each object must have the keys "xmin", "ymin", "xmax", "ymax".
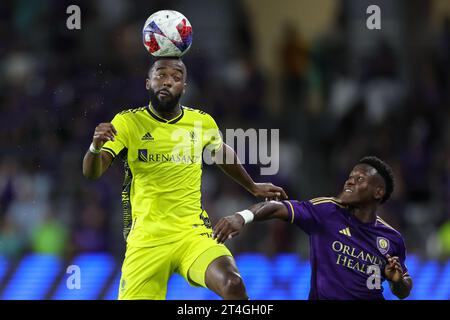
[
  {"xmin": 349, "ymin": 205, "xmax": 378, "ymax": 223},
  {"xmin": 150, "ymin": 103, "xmax": 182, "ymax": 121}
]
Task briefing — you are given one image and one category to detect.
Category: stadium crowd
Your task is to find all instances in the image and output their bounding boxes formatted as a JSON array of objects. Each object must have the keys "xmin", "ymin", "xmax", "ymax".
[{"xmin": 1, "ymin": 0, "xmax": 450, "ymax": 262}]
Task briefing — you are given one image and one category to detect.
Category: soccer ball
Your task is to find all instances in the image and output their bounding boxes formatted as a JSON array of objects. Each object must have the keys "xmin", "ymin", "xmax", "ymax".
[{"xmin": 142, "ymin": 10, "xmax": 193, "ymax": 57}]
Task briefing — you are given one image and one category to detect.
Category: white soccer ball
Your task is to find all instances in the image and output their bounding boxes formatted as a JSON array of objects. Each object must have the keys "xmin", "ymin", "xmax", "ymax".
[{"xmin": 142, "ymin": 10, "xmax": 193, "ymax": 57}]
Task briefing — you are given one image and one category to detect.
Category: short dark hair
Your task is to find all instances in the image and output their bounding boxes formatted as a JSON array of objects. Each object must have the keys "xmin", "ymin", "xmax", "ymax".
[
  {"xmin": 148, "ymin": 57, "xmax": 186, "ymax": 77},
  {"xmin": 357, "ymin": 156, "xmax": 394, "ymax": 204}
]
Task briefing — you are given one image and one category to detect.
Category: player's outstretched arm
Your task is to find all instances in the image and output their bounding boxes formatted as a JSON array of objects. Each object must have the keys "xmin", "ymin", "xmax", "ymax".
[
  {"xmin": 82, "ymin": 123, "xmax": 116, "ymax": 180},
  {"xmin": 385, "ymin": 254, "xmax": 413, "ymax": 299},
  {"xmin": 213, "ymin": 201, "xmax": 289, "ymax": 244},
  {"xmin": 213, "ymin": 143, "xmax": 288, "ymax": 200}
]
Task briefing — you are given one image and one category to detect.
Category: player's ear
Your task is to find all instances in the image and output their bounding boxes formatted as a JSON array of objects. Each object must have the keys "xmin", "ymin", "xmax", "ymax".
[
  {"xmin": 183, "ymin": 82, "xmax": 187, "ymax": 94},
  {"xmin": 145, "ymin": 79, "xmax": 151, "ymax": 90},
  {"xmin": 374, "ymin": 186, "xmax": 385, "ymax": 202}
]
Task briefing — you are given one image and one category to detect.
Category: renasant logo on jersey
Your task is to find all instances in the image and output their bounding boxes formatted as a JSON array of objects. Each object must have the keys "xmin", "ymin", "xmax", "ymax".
[{"xmin": 138, "ymin": 149, "xmax": 201, "ymax": 164}]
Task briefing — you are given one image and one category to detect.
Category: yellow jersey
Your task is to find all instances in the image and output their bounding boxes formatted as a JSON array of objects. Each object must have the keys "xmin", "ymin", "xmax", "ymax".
[{"xmin": 101, "ymin": 105, "xmax": 223, "ymax": 247}]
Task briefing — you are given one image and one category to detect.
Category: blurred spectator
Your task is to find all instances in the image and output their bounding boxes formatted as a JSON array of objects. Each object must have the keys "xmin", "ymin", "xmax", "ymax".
[
  {"xmin": 0, "ymin": 158, "xmax": 18, "ymax": 217},
  {"xmin": 5, "ymin": 168, "xmax": 52, "ymax": 241},
  {"xmin": 72, "ymin": 202, "xmax": 109, "ymax": 253},
  {"xmin": 279, "ymin": 23, "xmax": 310, "ymax": 114},
  {"xmin": 31, "ymin": 210, "xmax": 68, "ymax": 256},
  {"xmin": 438, "ymin": 220, "xmax": 450, "ymax": 259},
  {"xmin": 360, "ymin": 40, "xmax": 405, "ymax": 125},
  {"xmin": 0, "ymin": 215, "xmax": 26, "ymax": 260},
  {"xmin": 222, "ymin": 54, "xmax": 267, "ymax": 126}
]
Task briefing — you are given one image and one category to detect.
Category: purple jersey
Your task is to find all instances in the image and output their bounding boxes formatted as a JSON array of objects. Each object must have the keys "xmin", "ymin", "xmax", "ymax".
[{"xmin": 283, "ymin": 197, "xmax": 409, "ymax": 300}]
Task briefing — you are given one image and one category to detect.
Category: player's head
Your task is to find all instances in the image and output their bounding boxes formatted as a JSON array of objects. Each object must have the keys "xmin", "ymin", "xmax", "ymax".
[
  {"xmin": 339, "ymin": 156, "xmax": 394, "ymax": 206},
  {"xmin": 146, "ymin": 57, "xmax": 187, "ymax": 111}
]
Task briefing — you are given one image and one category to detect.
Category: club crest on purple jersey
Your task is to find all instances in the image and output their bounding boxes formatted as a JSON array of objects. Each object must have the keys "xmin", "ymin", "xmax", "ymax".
[{"xmin": 376, "ymin": 237, "xmax": 390, "ymax": 255}]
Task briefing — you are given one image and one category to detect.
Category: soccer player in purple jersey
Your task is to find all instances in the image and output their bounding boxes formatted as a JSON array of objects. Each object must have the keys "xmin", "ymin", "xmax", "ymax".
[{"xmin": 213, "ymin": 156, "xmax": 413, "ymax": 300}]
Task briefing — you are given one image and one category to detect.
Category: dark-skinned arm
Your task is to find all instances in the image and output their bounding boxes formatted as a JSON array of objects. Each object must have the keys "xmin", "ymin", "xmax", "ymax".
[
  {"xmin": 212, "ymin": 143, "xmax": 288, "ymax": 199},
  {"xmin": 389, "ymin": 276, "xmax": 412, "ymax": 299},
  {"xmin": 82, "ymin": 123, "xmax": 116, "ymax": 180},
  {"xmin": 213, "ymin": 201, "xmax": 289, "ymax": 243},
  {"xmin": 385, "ymin": 254, "xmax": 413, "ymax": 299}
]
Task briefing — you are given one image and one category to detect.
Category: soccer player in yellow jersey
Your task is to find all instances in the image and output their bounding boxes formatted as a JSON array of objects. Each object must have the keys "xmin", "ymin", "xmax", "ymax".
[{"xmin": 82, "ymin": 57, "xmax": 287, "ymax": 300}]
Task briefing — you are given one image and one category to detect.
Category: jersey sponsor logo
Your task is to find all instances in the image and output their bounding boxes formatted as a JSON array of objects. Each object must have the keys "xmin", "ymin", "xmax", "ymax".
[
  {"xmin": 339, "ymin": 227, "xmax": 352, "ymax": 237},
  {"xmin": 137, "ymin": 149, "xmax": 200, "ymax": 164},
  {"xmin": 376, "ymin": 237, "xmax": 390, "ymax": 255},
  {"xmin": 138, "ymin": 149, "xmax": 148, "ymax": 162},
  {"xmin": 332, "ymin": 240, "xmax": 385, "ymax": 275},
  {"xmin": 141, "ymin": 132, "xmax": 154, "ymax": 141}
]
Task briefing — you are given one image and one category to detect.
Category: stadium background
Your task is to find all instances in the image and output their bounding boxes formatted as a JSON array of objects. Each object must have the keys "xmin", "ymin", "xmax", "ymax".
[{"xmin": 1, "ymin": 0, "xmax": 450, "ymax": 299}]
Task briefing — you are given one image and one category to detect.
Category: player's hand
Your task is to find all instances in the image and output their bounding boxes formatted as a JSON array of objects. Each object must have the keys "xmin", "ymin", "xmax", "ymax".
[
  {"xmin": 92, "ymin": 123, "xmax": 117, "ymax": 149},
  {"xmin": 384, "ymin": 254, "xmax": 404, "ymax": 283},
  {"xmin": 251, "ymin": 182, "xmax": 288, "ymax": 201},
  {"xmin": 212, "ymin": 214, "xmax": 245, "ymax": 244}
]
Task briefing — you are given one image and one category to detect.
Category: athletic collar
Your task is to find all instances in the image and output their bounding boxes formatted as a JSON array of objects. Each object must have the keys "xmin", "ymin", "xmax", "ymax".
[{"xmin": 147, "ymin": 104, "xmax": 184, "ymax": 124}]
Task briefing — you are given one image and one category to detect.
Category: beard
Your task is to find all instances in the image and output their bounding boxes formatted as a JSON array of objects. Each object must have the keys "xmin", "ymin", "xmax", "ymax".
[{"xmin": 148, "ymin": 87, "xmax": 182, "ymax": 112}]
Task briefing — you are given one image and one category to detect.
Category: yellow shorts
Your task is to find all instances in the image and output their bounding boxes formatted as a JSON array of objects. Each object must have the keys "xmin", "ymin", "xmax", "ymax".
[{"xmin": 118, "ymin": 232, "xmax": 232, "ymax": 300}]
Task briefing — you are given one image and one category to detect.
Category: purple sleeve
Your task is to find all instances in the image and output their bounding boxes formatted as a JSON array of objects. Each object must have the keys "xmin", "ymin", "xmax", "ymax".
[{"xmin": 282, "ymin": 200, "xmax": 322, "ymax": 235}]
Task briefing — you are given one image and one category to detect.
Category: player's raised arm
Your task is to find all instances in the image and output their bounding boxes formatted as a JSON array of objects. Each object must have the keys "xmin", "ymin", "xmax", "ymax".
[
  {"xmin": 213, "ymin": 143, "xmax": 288, "ymax": 200},
  {"xmin": 82, "ymin": 123, "xmax": 116, "ymax": 180},
  {"xmin": 213, "ymin": 201, "xmax": 289, "ymax": 244},
  {"xmin": 385, "ymin": 254, "xmax": 413, "ymax": 299}
]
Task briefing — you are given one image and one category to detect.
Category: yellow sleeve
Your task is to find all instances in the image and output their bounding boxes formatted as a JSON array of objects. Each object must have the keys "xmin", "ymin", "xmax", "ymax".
[
  {"xmin": 101, "ymin": 113, "xmax": 129, "ymax": 159},
  {"xmin": 203, "ymin": 114, "xmax": 223, "ymax": 153}
]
